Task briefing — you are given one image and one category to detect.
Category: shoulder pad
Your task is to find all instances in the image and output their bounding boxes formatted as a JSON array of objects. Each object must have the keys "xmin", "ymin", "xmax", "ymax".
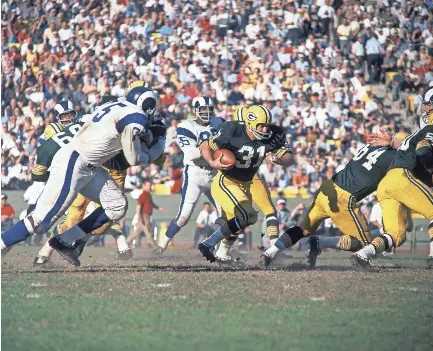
[
  {"xmin": 43, "ymin": 122, "xmax": 64, "ymax": 139},
  {"xmin": 210, "ymin": 117, "xmax": 225, "ymax": 129}
]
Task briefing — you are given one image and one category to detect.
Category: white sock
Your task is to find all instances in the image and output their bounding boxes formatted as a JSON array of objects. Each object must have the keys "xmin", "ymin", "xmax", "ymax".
[
  {"xmin": 319, "ymin": 236, "xmax": 340, "ymax": 249},
  {"xmin": 357, "ymin": 244, "xmax": 376, "ymax": 260},
  {"xmin": 216, "ymin": 240, "xmax": 232, "ymax": 258},
  {"xmin": 265, "ymin": 244, "xmax": 282, "ymax": 259},
  {"xmin": 38, "ymin": 241, "xmax": 54, "ymax": 258},
  {"xmin": 159, "ymin": 235, "xmax": 171, "ymax": 249},
  {"xmin": 203, "ymin": 228, "xmax": 225, "ymax": 247},
  {"xmin": 429, "ymin": 240, "xmax": 433, "ymax": 257},
  {"xmin": 116, "ymin": 235, "xmax": 129, "ymax": 252},
  {"xmin": 0, "ymin": 239, "xmax": 6, "ymax": 250}
]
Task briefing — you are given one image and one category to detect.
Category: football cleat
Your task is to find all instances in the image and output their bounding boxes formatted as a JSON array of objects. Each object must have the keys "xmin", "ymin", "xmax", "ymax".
[
  {"xmin": 33, "ymin": 255, "xmax": 49, "ymax": 266},
  {"xmin": 259, "ymin": 253, "xmax": 272, "ymax": 267},
  {"xmin": 117, "ymin": 248, "xmax": 133, "ymax": 261},
  {"xmin": 350, "ymin": 254, "xmax": 375, "ymax": 273},
  {"xmin": 49, "ymin": 236, "xmax": 81, "ymax": 267},
  {"xmin": 306, "ymin": 236, "xmax": 321, "ymax": 267},
  {"xmin": 215, "ymin": 254, "xmax": 241, "ymax": 266},
  {"xmin": 152, "ymin": 246, "xmax": 165, "ymax": 255},
  {"xmin": 198, "ymin": 242, "xmax": 215, "ymax": 263},
  {"xmin": 427, "ymin": 256, "xmax": 433, "ymax": 269}
]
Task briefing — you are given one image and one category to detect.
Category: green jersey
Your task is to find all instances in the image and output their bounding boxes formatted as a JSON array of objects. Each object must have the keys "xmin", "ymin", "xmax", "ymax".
[
  {"xmin": 209, "ymin": 121, "xmax": 290, "ymax": 182},
  {"xmin": 333, "ymin": 145, "xmax": 396, "ymax": 201}
]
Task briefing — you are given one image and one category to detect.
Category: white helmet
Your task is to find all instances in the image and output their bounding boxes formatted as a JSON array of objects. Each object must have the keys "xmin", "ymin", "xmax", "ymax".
[{"xmin": 192, "ymin": 96, "xmax": 214, "ymax": 124}]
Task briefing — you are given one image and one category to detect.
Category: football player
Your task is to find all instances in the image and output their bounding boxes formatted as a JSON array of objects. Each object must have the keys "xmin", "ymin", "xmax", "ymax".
[
  {"xmin": 1, "ymin": 83, "xmax": 164, "ymax": 266},
  {"xmin": 198, "ymin": 105, "xmax": 295, "ymax": 262},
  {"xmin": 260, "ymin": 132, "xmax": 407, "ymax": 267},
  {"xmin": 33, "ymin": 85, "xmax": 166, "ymax": 265},
  {"xmin": 154, "ymin": 97, "xmax": 225, "ymax": 256},
  {"xmin": 38, "ymin": 100, "xmax": 78, "ymax": 144},
  {"xmin": 352, "ymin": 87, "xmax": 433, "ymax": 271}
]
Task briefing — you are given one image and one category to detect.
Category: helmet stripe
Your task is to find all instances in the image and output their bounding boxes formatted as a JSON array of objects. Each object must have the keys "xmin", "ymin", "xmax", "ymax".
[
  {"xmin": 55, "ymin": 104, "xmax": 65, "ymax": 114},
  {"xmin": 258, "ymin": 105, "xmax": 271, "ymax": 124},
  {"xmin": 137, "ymin": 91, "xmax": 157, "ymax": 112}
]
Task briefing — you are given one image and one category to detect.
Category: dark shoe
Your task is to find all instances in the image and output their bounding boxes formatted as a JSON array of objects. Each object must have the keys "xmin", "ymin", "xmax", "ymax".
[
  {"xmin": 350, "ymin": 254, "xmax": 375, "ymax": 272},
  {"xmin": 307, "ymin": 236, "xmax": 321, "ymax": 267},
  {"xmin": 49, "ymin": 236, "xmax": 81, "ymax": 267},
  {"xmin": 117, "ymin": 248, "xmax": 133, "ymax": 261},
  {"xmin": 259, "ymin": 253, "xmax": 272, "ymax": 267},
  {"xmin": 198, "ymin": 242, "xmax": 215, "ymax": 263}
]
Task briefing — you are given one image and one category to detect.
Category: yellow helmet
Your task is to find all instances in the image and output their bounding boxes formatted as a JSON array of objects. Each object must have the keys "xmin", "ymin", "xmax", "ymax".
[
  {"xmin": 234, "ymin": 107, "xmax": 248, "ymax": 123},
  {"xmin": 125, "ymin": 80, "xmax": 147, "ymax": 96},
  {"xmin": 246, "ymin": 105, "xmax": 273, "ymax": 140}
]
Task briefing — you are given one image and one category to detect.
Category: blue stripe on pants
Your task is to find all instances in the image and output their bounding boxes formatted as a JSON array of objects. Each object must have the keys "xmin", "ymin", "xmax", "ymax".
[
  {"xmin": 40, "ymin": 151, "xmax": 80, "ymax": 229},
  {"xmin": 175, "ymin": 165, "xmax": 189, "ymax": 221}
]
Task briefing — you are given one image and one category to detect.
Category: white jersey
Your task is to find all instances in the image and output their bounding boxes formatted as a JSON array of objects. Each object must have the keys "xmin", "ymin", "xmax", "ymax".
[
  {"xmin": 72, "ymin": 98, "xmax": 149, "ymax": 167},
  {"xmin": 176, "ymin": 117, "xmax": 224, "ymax": 168}
]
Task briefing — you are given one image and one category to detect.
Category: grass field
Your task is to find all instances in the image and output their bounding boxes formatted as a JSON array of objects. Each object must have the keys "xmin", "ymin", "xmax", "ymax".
[{"xmin": 2, "ymin": 247, "xmax": 433, "ymax": 351}]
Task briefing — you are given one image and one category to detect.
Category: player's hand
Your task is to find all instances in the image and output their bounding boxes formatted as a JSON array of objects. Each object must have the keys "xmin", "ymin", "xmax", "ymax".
[
  {"xmin": 266, "ymin": 152, "xmax": 277, "ymax": 163},
  {"xmin": 211, "ymin": 154, "xmax": 233, "ymax": 170},
  {"xmin": 367, "ymin": 128, "xmax": 391, "ymax": 147}
]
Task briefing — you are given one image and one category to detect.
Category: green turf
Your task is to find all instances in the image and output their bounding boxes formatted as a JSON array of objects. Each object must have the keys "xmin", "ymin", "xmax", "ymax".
[{"xmin": 2, "ymin": 248, "xmax": 433, "ymax": 351}]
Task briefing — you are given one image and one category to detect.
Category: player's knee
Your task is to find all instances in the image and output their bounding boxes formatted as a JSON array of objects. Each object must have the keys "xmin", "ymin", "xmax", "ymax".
[
  {"xmin": 176, "ymin": 216, "xmax": 189, "ymax": 227},
  {"xmin": 104, "ymin": 196, "xmax": 127, "ymax": 221}
]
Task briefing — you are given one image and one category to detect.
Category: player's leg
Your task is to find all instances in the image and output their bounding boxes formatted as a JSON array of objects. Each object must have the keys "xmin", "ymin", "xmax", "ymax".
[
  {"xmin": 91, "ymin": 169, "xmax": 131, "ymax": 259},
  {"xmin": 1, "ymin": 150, "xmax": 89, "ymax": 250},
  {"xmin": 34, "ymin": 193, "xmax": 91, "ymax": 265},
  {"xmin": 158, "ymin": 166, "xmax": 202, "ymax": 252},
  {"xmin": 251, "ymin": 174, "xmax": 279, "ymax": 242},
  {"xmin": 49, "ymin": 167, "xmax": 127, "ymax": 265},
  {"xmin": 198, "ymin": 173, "xmax": 257, "ymax": 262},
  {"xmin": 261, "ymin": 185, "xmax": 328, "ymax": 266}
]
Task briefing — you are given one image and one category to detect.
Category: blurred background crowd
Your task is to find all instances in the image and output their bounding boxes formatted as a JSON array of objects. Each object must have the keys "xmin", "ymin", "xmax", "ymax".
[{"xmin": 2, "ymin": 0, "xmax": 433, "ymax": 198}]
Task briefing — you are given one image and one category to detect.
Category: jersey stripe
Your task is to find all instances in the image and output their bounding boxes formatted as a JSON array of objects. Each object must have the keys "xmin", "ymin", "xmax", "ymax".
[
  {"xmin": 115, "ymin": 113, "xmax": 148, "ymax": 133},
  {"xmin": 176, "ymin": 127, "xmax": 197, "ymax": 141}
]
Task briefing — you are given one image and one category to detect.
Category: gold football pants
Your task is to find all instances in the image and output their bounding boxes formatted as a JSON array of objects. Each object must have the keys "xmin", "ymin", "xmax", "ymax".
[
  {"xmin": 211, "ymin": 172, "xmax": 258, "ymax": 229},
  {"xmin": 301, "ymin": 179, "xmax": 370, "ymax": 244},
  {"xmin": 377, "ymin": 168, "xmax": 433, "ymax": 246},
  {"xmin": 59, "ymin": 169, "xmax": 126, "ymax": 235}
]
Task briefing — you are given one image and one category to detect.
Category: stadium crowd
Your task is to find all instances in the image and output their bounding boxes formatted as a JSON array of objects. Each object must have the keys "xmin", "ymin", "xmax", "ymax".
[{"xmin": 2, "ymin": 0, "xmax": 433, "ymax": 196}]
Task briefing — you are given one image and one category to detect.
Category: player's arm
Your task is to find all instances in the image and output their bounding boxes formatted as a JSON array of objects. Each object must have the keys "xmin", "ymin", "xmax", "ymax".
[
  {"xmin": 367, "ymin": 129, "xmax": 406, "ymax": 149},
  {"xmin": 121, "ymin": 124, "xmax": 162, "ymax": 166},
  {"xmin": 268, "ymin": 129, "xmax": 295, "ymax": 167},
  {"xmin": 31, "ymin": 148, "xmax": 51, "ymax": 182},
  {"xmin": 200, "ymin": 125, "xmax": 232, "ymax": 170},
  {"xmin": 415, "ymin": 138, "xmax": 433, "ymax": 175}
]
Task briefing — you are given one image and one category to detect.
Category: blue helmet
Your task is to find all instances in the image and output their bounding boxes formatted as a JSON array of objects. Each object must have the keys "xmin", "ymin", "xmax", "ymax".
[
  {"xmin": 125, "ymin": 86, "xmax": 158, "ymax": 117},
  {"xmin": 54, "ymin": 100, "xmax": 77, "ymax": 126}
]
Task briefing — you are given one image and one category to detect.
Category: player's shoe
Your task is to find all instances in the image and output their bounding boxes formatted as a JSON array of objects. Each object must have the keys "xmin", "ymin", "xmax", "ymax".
[
  {"xmin": 427, "ymin": 256, "xmax": 433, "ymax": 269},
  {"xmin": 306, "ymin": 236, "xmax": 321, "ymax": 267},
  {"xmin": 49, "ymin": 236, "xmax": 81, "ymax": 267},
  {"xmin": 117, "ymin": 248, "xmax": 133, "ymax": 261},
  {"xmin": 33, "ymin": 255, "xmax": 49, "ymax": 266},
  {"xmin": 259, "ymin": 253, "xmax": 272, "ymax": 267},
  {"xmin": 198, "ymin": 242, "xmax": 215, "ymax": 263},
  {"xmin": 152, "ymin": 246, "xmax": 165, "ymax": 255},
  {"xmin": 215, "ymin": 254, "xmax": 243, "ymax": 266},
  {"xmin": 350, "ymin": 253, "xmax": 375, "ymax": 272}
]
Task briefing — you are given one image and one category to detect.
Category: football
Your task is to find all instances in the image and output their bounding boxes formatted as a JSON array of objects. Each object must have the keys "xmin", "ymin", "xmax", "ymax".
[{"xmin": 214, "ymin": 149, "xmax": 236, "ymax": 166}]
